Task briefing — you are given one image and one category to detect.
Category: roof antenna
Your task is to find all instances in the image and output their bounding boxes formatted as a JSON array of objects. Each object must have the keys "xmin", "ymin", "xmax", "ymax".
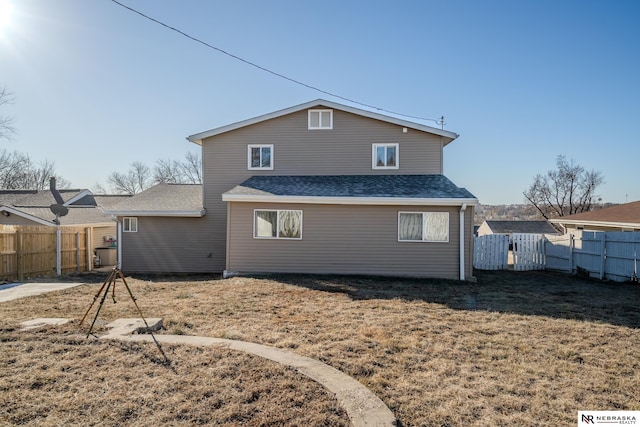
[{"xmin": 437, "ymin": 115, "xmax": 446, "ymax": 130}]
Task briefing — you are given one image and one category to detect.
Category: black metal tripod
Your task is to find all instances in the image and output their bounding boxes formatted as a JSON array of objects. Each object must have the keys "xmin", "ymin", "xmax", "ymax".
[{"xmin": 80, "ymin": 267, "xmax": 168, "ymax": 363}]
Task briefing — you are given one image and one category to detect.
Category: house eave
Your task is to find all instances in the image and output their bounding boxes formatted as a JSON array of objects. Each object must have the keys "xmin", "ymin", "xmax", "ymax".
[
  {"xmin": 549, "ymin": 218, "xmax": 640, "ymax": 230},
  {"xmin": 187, "ymin": 99, "xmax": 459, "ymax": 145},
  {"xmin": 105, "ymin": 209, "xmax": 206, "ymax": 218},
  {"xmin": 222, "ymin": 194, "xmax": 478, "ymax": 206},
  {"xmin": 0, "ymin": 206, "xmax": 55, "ymax": 226}
]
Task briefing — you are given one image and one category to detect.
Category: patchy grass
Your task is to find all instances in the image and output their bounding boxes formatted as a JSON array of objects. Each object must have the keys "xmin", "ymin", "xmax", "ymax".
[{"xmin": 1, "ymin": 269, "xmax": 639, "ymax": 426}]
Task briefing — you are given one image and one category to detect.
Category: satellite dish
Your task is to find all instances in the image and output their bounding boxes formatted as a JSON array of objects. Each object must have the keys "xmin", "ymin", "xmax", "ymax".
[{"xmin": 50, "ymin": 204, "xmax": 69, "ymax": 224}]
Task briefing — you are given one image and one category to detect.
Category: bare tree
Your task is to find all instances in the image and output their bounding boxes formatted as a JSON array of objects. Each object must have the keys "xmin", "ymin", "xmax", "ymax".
[
  {"xmin": 107, "ymin": 161, "xmax": 152, "ymax": 195},
  {"xmin": 524, "ymin": 155, "xmax": 604, "ymax": 219},
  {"xmin": 153, "ymin": 152, "xmax": 202, "ymax": 185},
  {"xmin": 105, "ymin": 152, "xmax": 202, "ymax": 193},
  {"xmin": 181, "ymin": 151, "xmax": 202, "ymax": 184},
  {"xmin": 153, "ymin": 158, "xmax": 184, "ymax": 184},
  {"xmin": 0, "ymin": 86, "xmax": 15, "ymax": 141},
  {"xmin": 91, "ymin": 182, "xmax": 108, "ymax": 194},
  {"xmin": 0, "ymin": 149, "xmax": 69, "ymax": 189}
]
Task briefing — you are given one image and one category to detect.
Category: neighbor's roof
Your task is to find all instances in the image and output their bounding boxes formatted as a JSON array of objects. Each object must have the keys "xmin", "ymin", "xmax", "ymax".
[
  {"xmin": 187, "ymin": 99, "xmax": 459, "ymax": 145},
  {"xmin": 2, "ymin": 206, "xmax": 116, "ymax": 226},
  {"xmin": 483, "ymin": 220, "xmax": 559, "ymax": 235},
  {"xmin": 0, "ymin": 188, "xmax": 126, "ymax": 226},
  {"xmin": 549, "ymin": 201, "xmax": 640, "ymax": 228},
  {"xmin": 223, "ymin": 175, "xmax": 477, "ymax": 206},
  {"xmin": 105, "ymin": 184, "xmax": 205, "ymax": 217},
  {"xmin": 0, "ymin": 189, "xmax": 89, "ymax": 207}
]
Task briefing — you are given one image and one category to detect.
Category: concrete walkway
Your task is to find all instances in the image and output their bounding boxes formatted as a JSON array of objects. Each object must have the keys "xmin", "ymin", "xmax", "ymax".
[
  {"xmin": 19, "ymin": 316, "xmax": 397, "ymax": 427},
  {"xmin": 0, "ymin": 282, "xmax": 84, "ymax": 303},
  {"xmin": 105, "ymin": 319, "xmax": 397, "ymax": 427}
]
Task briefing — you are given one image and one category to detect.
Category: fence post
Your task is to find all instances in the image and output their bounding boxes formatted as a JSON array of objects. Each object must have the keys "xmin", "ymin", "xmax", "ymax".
[
  {"xmin": 86, "ymin": 227, "xmax": 92, "ymax": 272},
  {"xmin": 16, "ymin": 229, "xmax": 23, "ymax": 281},
  {"xmin": 599, "ymin": 233, "xmax": 606, "ymax": 280},
  {"xmin": 56, "ymin": 227, "xmax": 61, "ymax": 276},
  {"xmin": 569, "ymin": 234, "xmax": 574, "ymax": 273},
  {"xmin": 75, "ymin": 232, "xmax": 81, "ymax": 272}
]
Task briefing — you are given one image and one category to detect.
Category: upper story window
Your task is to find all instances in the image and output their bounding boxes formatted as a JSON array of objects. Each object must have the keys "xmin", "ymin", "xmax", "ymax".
[
  {"xmin": 372, "ymin": 143, "xmax": 399, "ymax": 169},
  {"xmin": 123, "ymin": 217, "xmax": 138, "ymax": 233},
  {"xmin": 248, "ymin": 144, "xmax": 273, "ymax": 170},
  {"xmin": 308, "ymin": 109, "xmax": 333, "ymax": 130}
]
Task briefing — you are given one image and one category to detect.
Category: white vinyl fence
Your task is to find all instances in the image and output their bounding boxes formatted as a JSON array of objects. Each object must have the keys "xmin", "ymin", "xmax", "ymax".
[
  {"xmin": 473, "ymin": 234, "xmax": 509, "ymax": 270},
  {"xmin": 474, "ymin": 231, "xmax": 640, "ymax": 282},
  {"xmin": 512, "ymin": 233, "xmax": 545, "ymax": 271}
]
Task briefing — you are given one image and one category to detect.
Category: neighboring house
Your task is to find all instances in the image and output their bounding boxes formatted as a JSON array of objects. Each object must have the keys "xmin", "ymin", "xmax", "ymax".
[
  {"xmin": 0, "ymin": 178, "xmax": 130, "ymax": 264},
  {"xmin": 107, "ymin": 99, "xmax": 478, "ymax": 280},
  {"xmin": 549, "ymin": 201, "xmax": 640, "ymax": 233},
  {"xmin": 477, "ymin": 220, "xmax": 560, "ymax": 238}
]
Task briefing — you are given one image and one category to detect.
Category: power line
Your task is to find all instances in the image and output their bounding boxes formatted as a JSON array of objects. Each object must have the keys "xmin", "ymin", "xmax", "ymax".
[{"xmin": 109, "ymin": 0, "xmax": 442, "ymax": 125}]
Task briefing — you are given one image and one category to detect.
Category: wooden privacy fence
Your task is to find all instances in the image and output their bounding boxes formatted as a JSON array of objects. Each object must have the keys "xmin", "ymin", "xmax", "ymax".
[{"xmin": 0, "ymin": 225, "xmax": 93, "ymax": 281}]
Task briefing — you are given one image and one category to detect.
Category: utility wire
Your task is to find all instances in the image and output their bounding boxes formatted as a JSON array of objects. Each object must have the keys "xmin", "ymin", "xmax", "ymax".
[{"xmin": 109, "ymin": 0, "xmax": 442, "ymax": 125}]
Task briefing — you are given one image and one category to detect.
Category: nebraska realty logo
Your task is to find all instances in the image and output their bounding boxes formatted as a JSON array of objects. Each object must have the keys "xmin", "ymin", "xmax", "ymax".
[{"xmin": 579, "ymin": 411, "xmax": 639, "ymax": 425}]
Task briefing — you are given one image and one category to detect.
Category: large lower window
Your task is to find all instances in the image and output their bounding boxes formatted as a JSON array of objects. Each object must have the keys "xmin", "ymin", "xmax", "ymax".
[
  {"xmin": 254, "ymin": 210, "xmax": 302, "ymax": 239},
  {"xmin": 123, "ymin": 217, "xmax": 138, "ymax": 232},
  {"xmin": 248, "ymin": 145, "xmax": 273, "ymax": 170},
  {"xmin": 372, "ymin": 143, "xmax": 398, "ymax": 169},
  {"xmin": 398, "ymin": 212, "xmax": 449, "ymax": 242}
]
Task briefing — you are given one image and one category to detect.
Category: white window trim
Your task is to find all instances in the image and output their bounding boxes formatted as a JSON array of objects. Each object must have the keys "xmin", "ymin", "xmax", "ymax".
[
  {"xmin": 397, "ymin": 211, "xmax": 449, "ymax": 243},
  {"xmin": 247, "ymin": 144, "xmax": 274, "ymax": 170},
  {"xmin": 372, "ymin": 143, "xmax": 399, "ymax": 170},
  {"xmin": 123, "ymin": 217, "xmax": 138, "ymax": 233},
  {"xmin": 253, "ymin": 209, "xmax": 303, "ymax": 240},
  {"xmin": 308, "ymin": 109, "xmax": 333, "ymax": 130}
]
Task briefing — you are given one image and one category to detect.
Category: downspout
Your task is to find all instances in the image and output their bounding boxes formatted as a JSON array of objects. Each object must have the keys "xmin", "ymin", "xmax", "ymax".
[
  {"xmin": 459, "ymin": 203, "xmax": 467, "ymax": 281},
  {"xmin": 112, "ymin": 216, "xmax": 122, "ymax": 269}
]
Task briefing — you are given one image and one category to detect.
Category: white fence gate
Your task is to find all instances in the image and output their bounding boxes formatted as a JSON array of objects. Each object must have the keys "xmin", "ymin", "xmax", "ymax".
[
  {"xmin": 512, "ymin": 233, "xmax": 545, "ymax": 271},
  {"xmin": 473, "ymin": 234, "xmax": 509, "ymax": 270}
]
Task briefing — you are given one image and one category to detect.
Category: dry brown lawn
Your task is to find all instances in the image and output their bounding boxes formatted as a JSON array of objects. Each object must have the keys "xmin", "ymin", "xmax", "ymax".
[{"xmin": 1, "ymin": 269, "xmax": 639, "ymax": 426}]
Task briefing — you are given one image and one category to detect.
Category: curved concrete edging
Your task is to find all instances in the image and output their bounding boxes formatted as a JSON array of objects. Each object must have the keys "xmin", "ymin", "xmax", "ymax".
[{"xmin": 102, "ymin": 319, "xmax": 397, "ymax": 427}]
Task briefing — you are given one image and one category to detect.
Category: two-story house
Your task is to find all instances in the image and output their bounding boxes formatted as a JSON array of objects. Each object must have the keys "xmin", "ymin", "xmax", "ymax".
[{"xmin": 107, "ymin": 99, "xmax": 478, "ymax": 280}]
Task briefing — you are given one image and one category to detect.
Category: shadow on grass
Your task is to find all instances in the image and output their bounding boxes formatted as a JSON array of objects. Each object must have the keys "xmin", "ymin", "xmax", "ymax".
[{"xmin": 262, "ymin": 270, "xmax": 640, "ymax": 329}]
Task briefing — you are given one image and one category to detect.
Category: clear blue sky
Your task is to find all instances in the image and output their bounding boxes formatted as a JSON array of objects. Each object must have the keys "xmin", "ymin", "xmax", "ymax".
[{"xmin": 1, "ymin": 0, "xmax": 638, "ymax": 204}]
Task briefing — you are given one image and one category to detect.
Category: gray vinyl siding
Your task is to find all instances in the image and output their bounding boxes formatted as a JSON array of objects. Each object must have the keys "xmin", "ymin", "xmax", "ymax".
[
  {"xmin": 226, "ymin": 203, "xmax": 473, "ymax": 280},
  {"xmin": 202, "ymin": 108, "xmax": 446, "ymax": 272},
  {"xmin": 119, "ymin": 216, "xmax": 215, "ymax": 273}
]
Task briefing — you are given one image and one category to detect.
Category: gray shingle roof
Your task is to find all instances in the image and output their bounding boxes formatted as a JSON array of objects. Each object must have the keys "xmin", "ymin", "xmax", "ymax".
[
  {"xmin": 9, "ymin": 207, "xmax": 115, "ymax": 226},
  {"xmin": 484, "ymin": 220, "xmax": 559, "ymax": 234},
  {"xmin": 106, "ymin": 184, "xmax": 204, "ymax": 216},
  {"xmin": 225, "ymin": 175, "xmax": 476, "ymax": 199},
  {"xmin": 0, "ymin": 188, "xmax": 122, "ymax": 226}
]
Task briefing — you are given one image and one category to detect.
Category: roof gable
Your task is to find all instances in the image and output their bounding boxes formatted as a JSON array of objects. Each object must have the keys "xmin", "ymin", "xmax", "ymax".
[{"xmin": 187, "ymin": 99, "xmax": 459, "ymax": 145}]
